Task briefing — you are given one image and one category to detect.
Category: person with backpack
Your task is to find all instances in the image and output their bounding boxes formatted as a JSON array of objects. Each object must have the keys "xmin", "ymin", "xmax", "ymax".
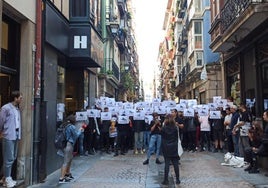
[{"xmin": 59, "ymin": 115, "xmax": 83, "ymax": 183}]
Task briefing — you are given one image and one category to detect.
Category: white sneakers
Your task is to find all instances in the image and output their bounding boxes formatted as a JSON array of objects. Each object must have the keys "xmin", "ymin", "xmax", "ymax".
[{"xmin": 4, "ymin": 177, "xmax": 16, "ymax": 188}]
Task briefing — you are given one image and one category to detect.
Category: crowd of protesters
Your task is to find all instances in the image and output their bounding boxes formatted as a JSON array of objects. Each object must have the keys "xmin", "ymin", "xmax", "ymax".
[{"xmin": 62, "ymin": 100, "xmax": 268, "ymax": 184}]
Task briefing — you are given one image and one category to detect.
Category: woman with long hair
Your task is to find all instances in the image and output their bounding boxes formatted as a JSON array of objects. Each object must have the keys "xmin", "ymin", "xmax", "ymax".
[{"xmin": 161, "ymin": 114, "xmax": 180, "ymax": 185}]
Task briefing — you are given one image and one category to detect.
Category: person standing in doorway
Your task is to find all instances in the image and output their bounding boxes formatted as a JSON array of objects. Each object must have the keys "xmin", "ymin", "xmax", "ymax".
[{"xmin": 0, "ymin": 91, "xmax": 23, "ymax": 188}]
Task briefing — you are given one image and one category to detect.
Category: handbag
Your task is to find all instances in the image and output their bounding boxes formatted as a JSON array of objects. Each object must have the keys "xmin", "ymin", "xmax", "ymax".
[
  {"xmin": 177, "ymin": 128, "xmax": 183, "ymax": 157},
  {"xmin": 178, "ymin": 137, "xmax": 183, "ymax": 157}
]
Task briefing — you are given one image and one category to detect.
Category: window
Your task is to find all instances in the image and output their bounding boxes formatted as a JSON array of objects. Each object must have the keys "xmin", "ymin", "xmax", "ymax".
[
  {"xmin": 195, "ymin": 0, "xmax": 203, "ymax": 12},
  {"xmin": 196, "ymin": 51, "xmax": 203, "ymax": 66},
  {"xmin": 194, "ymin": 21, "xmax": 202, "ymax": 49}
]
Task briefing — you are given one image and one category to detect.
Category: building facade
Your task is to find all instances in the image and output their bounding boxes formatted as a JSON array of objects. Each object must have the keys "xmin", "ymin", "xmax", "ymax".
[
  {"xmin": 0, "ymin": 0, "xmax": 139, "ymax": 186},
  {"xmin": 0, "ymin": 0, "xmax": 36, "ymax": 185},
  {"xmin": 159, "ymin": 0, "xmax": 221, "ymax": 104},
  {"xmin": 209, "ymin": 0, "xmax": 268, "ymax": 117}
]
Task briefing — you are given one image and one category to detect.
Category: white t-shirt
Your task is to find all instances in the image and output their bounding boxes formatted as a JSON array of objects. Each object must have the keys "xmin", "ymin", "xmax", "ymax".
[{"xmin": 199, "ymin": 116, "xmax": 210, "ymax": 131}]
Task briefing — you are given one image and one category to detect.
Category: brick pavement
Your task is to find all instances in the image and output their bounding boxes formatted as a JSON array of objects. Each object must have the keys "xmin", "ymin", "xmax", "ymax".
[{"xmin": 27, "ymin": 150, "xmax": 268, "ymax": 188}]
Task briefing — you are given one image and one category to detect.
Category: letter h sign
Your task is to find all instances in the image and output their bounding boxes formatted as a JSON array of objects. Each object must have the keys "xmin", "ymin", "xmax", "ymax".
[{"xmin": 74, "ymin": 36, "xmax": 87, "ymax": 49}]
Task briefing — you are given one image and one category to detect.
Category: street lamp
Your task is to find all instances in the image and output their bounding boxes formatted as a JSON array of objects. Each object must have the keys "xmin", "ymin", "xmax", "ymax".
[
  {"xmin": 124, "ymin": 62, "xmax": 130, "ymax": 72},
  {"xmin": 107, "ymin": 22, "xmax": 119, "ymax": 35}
]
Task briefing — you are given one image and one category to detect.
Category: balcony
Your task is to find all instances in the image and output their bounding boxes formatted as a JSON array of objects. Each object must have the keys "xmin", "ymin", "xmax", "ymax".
[
  {"xmin": 105, "ymin": 58, "xmax": 120, "ymax": 84},
  {"xmin": 115, "ymin": 29, "xmax": 126, "ymax": 51},
  {"xmin": 210, "ymin": 0, "xmax": 268, "ymax": 52},
  {"xmin": 117, "ymin": 0, "xmax": 127, "ymax": 16}
]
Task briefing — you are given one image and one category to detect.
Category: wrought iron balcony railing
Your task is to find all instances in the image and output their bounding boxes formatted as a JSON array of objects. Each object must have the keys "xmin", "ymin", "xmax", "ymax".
[
  {"xmin": 221, "ymin": 0, "xmax": 252, "ymax": 33},
  {"xmin": 105, "ymin": 58, "xmax": 120, "ymax": 81}
]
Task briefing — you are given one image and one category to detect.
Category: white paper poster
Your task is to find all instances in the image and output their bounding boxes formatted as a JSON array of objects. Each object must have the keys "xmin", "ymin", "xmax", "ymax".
[
  {"xmin": 117, "ymin": 115, "xmax": 130, "ymax": 124},
  {"xmin": 183, "ymin": 108, "xmax": 194, "ymax": 117},
  {"xmin": 209, "ymin": 110, "xmax": 221, "ymax": 119},
  {"xmin": 76, "ymin": 111, "xmax": 88, "ymax": 121},
  {"xmin": 101, "ymin": 112, "xmax": 112, "ymax": 121}
]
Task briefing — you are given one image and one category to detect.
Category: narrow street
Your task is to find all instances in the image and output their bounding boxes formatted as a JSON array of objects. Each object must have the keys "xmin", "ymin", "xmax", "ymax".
[{"xmin": 28, "ymin": 150, "xmax": 268, "ymax": 188}]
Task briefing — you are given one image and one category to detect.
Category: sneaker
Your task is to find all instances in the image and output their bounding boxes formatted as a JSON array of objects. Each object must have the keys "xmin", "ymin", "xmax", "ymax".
[
  {"xmin": 65, "ymin": 173, "xmax": 74, "ymax": 180},
  {"xmin": 156, "ymin": 158, "xmax": 162, "ymax": 164},
  {"xmin": 176, "ymin": 178, "xmax": 181, "ymax": 184},
  {"xmin": 140, "ymin": 150, "xmax": 144, "ymax": 154},
  {"xmin": 143, "ymin": 159, "xmax": 149, "ymax": 165},
  {"xmin": 5, "ymin": 177, "xmax": 16, "ymax": 188},
  {"xmin": 59, "ymin": 177, "xmax": 70, "ymax": 183},
  {"xmin": 134, "ymin": 150, "xmax": 138, "ymax": 154}
]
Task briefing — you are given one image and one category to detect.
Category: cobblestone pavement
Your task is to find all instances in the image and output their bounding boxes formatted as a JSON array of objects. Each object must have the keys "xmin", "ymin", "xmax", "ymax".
[{"xmin": 28, "ymin": 150, "xmax": 268, "ymax": 188}]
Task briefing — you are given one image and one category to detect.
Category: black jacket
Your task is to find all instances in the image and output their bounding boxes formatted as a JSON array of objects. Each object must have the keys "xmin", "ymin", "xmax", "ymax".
[
  {"xmin": 161, "ymin": 124, "xmax": 179, "ymax": 158},
  {"xmin": 133, "ymin": 120, "xmax": 145, "ymax": 132}
]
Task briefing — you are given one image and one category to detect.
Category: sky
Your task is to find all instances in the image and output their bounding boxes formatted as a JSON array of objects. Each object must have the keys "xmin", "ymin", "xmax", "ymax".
[{"xmin": 133, "ymin": 0, "xmax": 168, "ymax": 99}]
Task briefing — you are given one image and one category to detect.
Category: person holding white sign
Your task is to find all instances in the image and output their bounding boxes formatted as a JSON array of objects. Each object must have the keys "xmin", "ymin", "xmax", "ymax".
[
  {"xmin": 100, "ymin": 107, "xmax": 111, "ymax": 154},
  {"xmin": 114, "ymin": 115, "xmax": 130, "ymax": 156},
  {"xmin": 209, "ymin": 109, "xmax": 224, "ymax": 153}
]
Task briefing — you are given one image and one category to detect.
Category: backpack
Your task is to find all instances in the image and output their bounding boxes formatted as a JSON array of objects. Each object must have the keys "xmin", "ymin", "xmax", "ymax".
[{"xmin": 54, "ymin": 123, "xmax": 70, "ymax": 150}]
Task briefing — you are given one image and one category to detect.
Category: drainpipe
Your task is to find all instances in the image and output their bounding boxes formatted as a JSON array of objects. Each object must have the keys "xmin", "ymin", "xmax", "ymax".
[
  {"xmin": 101, "ymin": 0, "xmax": 107, "ymax": 96},
  {"xmin": 32, "ymin": 0, "xmax": 42, "ymax": 184}
]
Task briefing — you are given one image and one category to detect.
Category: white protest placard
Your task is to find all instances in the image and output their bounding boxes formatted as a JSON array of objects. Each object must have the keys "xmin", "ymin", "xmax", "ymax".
[
  {"xmin": 209, "ymin": 110, "xmax": 221, "ymax": 119},
  {"xmin": 124, "ymin": 102, "xmax": 134, "ymax": 109},
  {"xmin": 208, "ymin": 103, "xmax": 218, "ymax": 110},
  {"xmin": 217, "ymin": 99, "xmax": 227, "ymax": 108},
  {"xmin": 95, "ymin": 99, "xmax": 102, "ymax": 108},
  {"xmin": 87, "ymin": 109, "xmax": 97, "ymax": 118},
  {"xmin": 213, "ymin": 96, "xmax": 222, "ymax": 103},
  {"xmin": 163, "ymin": 100, "xmax": 177, "ymax": 108},
  {"xmin": 95, "ymin": 110, "xmax": 101, "ymax": 118},
  {"xmin": 115, "ymin": 101, "xmax": 123, "ymax": 108},
  {"xmin": 117, "ymin": 115, "xmax": 130, "ymax": 124},
  {"xmin": 125, "ymin": 109, "xmax": 135, "ymax": 117},
  {"xmin": 101, "ymin": 112, "xmax": 112, "ymax": 121},
  {"xmin": 151, "ymin": 98, "xmax": 161, "ymax": 107},
  {"xmin": 179, "ymin": 99, "xmax": 188, "ymax": 106},
  {"xmin": 154, "ymin": 106, "xmax": 167, "ymax": 115},
  {"xmin": 198, "ymin": 109, "xmax": 209, "ymax": 116},
  {"xmin": 187, "ymin": 99, "xmax": 198, "ymax": 108},
  {"xmin": 144, "ymin": 107, "xmax": 153, "ymax": 115},
  {"xmin": 145, "ymin": 115, "xmax": 153, "ymax": 124},
  {"xmin": 57, "ymin": 103, "xmax": 65, "ymax": 112},
  {"xmin": 118, "ymin": 109, "xmax": 127, "ymax": 116},
  {"xmin": 176, "ymin": 103, "xmax": 186, "ymax": 112},
  {"xmin": 183, "ymin": 108, "xmax": 195, "ymax": 117},
  {"xmin": 106, "ymin": 98, "xmax": 116, "ymax": 107},
  {"xmin": 76, "ymin": 111, "xmax": 88, "ymax": 121},
  {"xmin": 108, "ymin": 107, "xmax": 118, "ymax": 115},
  {"xmin": 134, "ymin": 111, "xmax": 145, "ymax": 120}
]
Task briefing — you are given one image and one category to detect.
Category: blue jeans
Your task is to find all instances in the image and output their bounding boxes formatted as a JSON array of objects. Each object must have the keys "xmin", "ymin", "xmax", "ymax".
[
  {"xmin": 147, "ymin": 134, "xmax": 161, "ymax": 159},
  {"xmin": 143, "ymin": 131, "xmax": 150, "ymax": 150},
  {"xmin": 78, "ymin": 132, "xmax": 84, "ymax": 155},
  {"xmin": 134, "ymin": 132, "xmax": 144, "ymax": 150},
  {"xmin": 2, "ymin": 138, "xmax": 18, "ymax": 177},
  {"xmin": 232, "ymin": 134, "xmax": 240, "ymax": 156}
]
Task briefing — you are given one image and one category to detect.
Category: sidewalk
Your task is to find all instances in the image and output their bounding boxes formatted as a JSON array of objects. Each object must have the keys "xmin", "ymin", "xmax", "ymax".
[{"xmin": 27, "ymin": 150, "xmax": 268, "ymax": 188}]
